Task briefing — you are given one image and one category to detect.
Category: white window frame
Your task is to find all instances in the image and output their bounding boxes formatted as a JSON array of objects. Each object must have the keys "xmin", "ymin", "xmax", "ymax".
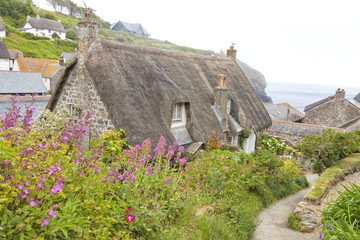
[
  {"xmin": 228, "ymin": 135, "xmax": 238, "ymax": 146},
  {"xmin": 171, "ymin": 103, "xmax": 186, "ymax": 128},
  {"xmin": 226, "ymin": 99, "xmax": 231, "ymax": 114},
  {"xmin": 70, "ymin": 104, "xmax": 80, "ymax": 119}
]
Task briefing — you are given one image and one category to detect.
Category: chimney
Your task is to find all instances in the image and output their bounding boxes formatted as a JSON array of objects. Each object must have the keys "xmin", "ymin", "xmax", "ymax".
[
  {"xmin": 77, "ymin": 10, "xmax": 99, "ymax": 65},
  {"xmin": 227, "ymin": 44, "xmax": 237, "ymax": 60},
  {"xmin": 214, "ymin": 74, "xmax": 229, "ymax": 131},
  {"xmin": 335, "ymin": 88, "xmax": 345, "ymax": 99},
  {"xmin": 59, "ymin": 55, "xmax": 64, "ymax": 66}
]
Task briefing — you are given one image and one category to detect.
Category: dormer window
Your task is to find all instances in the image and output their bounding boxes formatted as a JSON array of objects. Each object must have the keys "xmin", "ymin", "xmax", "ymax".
[
  {"xmin": 228, "ymin": 135, "xmax": 238, "ymax": 146},
  {"xmin": 171, "ymin": 102, "xmax": 186, "ymax": 128},
  {"xmin": 226, "ymin": 99, "xmax": 231, "ymax": 114}
]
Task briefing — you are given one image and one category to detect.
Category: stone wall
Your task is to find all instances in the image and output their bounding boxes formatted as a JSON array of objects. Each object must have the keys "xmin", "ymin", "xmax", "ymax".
[
  {"xmin": 304, "ymin": 99, "xmax": 360, "ymax": 127},
  {"xmin": 54, "ymin": 63, "xmax": 115, "ymax": 139}
]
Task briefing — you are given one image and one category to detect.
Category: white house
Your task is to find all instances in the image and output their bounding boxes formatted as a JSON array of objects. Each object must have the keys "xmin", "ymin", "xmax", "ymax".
[
  {"xmin": 0, "ymin": 17, "xmax": 5, "ymax": 38},
  {"xmin": 19, "ymin": 15, "xmax": 66, "ymax": 40},
  {"xmin": 0, "ymin": 40, "xmax": 10, "ymax": 71}
]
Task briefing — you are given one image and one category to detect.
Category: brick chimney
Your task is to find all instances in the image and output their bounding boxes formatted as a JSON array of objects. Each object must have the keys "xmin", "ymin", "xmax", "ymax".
[
  {"xmin": 227, "ymin": 45, "xmax": 237, "ymax": 60},
  {"xmin": 59, "ymin": 55, "xmax": 64, "ymax": 66},
  {"xmin": 335, "ymin": 88, "xmax": 345, "ymax": 99},
  {"xmin": 214, "ymin": 74, "xmax": 229, "ymax": 131},
  {"xmin": 77, "ymin": 10, "xmax": 99, "ymax": 65}
]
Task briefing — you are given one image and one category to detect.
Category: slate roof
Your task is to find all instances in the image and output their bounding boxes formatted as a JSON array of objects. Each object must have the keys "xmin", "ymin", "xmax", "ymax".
[
  {"xmin": 42, "ymin": 63, "xmax": 60, "ymax": 78},
  {"xmin": 111, "ymin": 21, "xmax": 150, "ymax": 36},
  {"xmin": 27, "ymin": 16, "xmax": 66, "ymax": 32},
  {"xmin": 0, "ymin": 17, "xmax": 5, "ymax": 31},
  {"xmin": 48, "ymin": 39, "xmax": 272, "ymax": 145},
  {"xmin": 8, "ymin": 49, "xmax": 23, "ymax": 60},
  {"xmin": 265, "ymin": 103, "xmax": 304, "ymax": 121},
  {"xmin": 0, "ymin": 40, "xmax": 10, "ymax": 59},
  {"xmin": 354, "ymin": 92, "xmax": 360, "ymax": 102},
  {"xmin": 60, "ymin": 53, "xmax": 75, "ymax": 63},
  {"xmin": 304, "ymin": 96, "xmax": 335, "ymax": 112},
  {"xmin": 0, "ymin": 71, "xmax": 46, "ymax": 94},
  {"xmin": 17, "ymin": 57, "xmax": 58, "ymax": 72}
]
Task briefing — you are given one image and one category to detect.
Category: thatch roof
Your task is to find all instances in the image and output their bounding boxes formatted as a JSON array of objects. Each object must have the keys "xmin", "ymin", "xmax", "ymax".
[
  {"xmin": 8, "ymin": 49, "xmax": 23, "ymax": 60},
  {"xmin": 0, "ymin": 40, "xmax": 10, "ymax": 59},
  {"xmin": 27, "ymin": 16, "xmax": 65, "ymax": 33},
  {"xmin": 48, "ymin": 39, "xmax": 271, "ymax": 145}
]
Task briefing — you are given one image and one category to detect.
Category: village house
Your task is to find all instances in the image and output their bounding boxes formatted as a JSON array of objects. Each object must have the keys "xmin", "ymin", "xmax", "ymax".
[
  {"xmin": 7, "ymin": 49, "xmax": 23, "ymax": 71},
  {"xmin": 0, "ymin": 16, "xmax": 5, "ymax": 38},
  {"xmin": 18, "ymin": 15, "xmax": 66, "ymax": 40},
  {"xmin": 0, "ymin": 40, "xmax": 10, "ymax": 71},
  {"xmin": 60, "ymin": 52, "xmax": 75, "ymax": 64},
  {"xmin": 47, "ymin": 12, "xmax": 271, "ymax": 153},
  {"xmin": 354, "ymin": 92, "xmax": 360, "ymax": 107},
  {"xmin": 41, "ymin": 62, "xmax": 63, "ymax": 92},
  {"xmin": 110, "ymin": 21, "xmax": 150, "ymax": 38},
  {"xmin": 304, "ymin": 89, "xmax": 360, "ymax": 127},
  {"xmin": 0, "ymin": 71, "xmax": 46, "ymax": 96},
  {"xmin": 265, "ymin": 103, "xmax": 304, "ymax": 122}
]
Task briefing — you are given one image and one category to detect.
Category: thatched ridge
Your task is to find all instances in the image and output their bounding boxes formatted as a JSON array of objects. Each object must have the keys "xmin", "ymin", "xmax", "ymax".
[{"xmin": 48, "ymin": 39, "xmax": 271, "ymax": 145}]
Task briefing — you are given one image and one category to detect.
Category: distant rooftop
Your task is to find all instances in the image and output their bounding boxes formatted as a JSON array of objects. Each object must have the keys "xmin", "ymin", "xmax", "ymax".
[{"xmin": 0, "ymin": 71, "xmax": 46, "ymax": 94}]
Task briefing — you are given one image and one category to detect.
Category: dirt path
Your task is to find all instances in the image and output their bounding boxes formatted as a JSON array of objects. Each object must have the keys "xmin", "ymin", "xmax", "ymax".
[{"xmin": 252, "ymin": 174, "xmax": 318, "ymax": 240}]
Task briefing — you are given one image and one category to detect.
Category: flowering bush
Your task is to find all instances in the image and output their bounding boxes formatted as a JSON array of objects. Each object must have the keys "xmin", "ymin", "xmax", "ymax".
[
  {"xmin": 205, "ymin": 131, "xmax": 228, "ymax": 151},
  {"xmin": 261, "ymin": 135, "xmax": 287, "ymax": 155}
]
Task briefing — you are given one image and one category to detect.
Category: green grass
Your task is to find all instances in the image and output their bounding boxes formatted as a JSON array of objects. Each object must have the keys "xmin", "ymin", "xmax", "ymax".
[{"xmin": 304, "ymin": 153, "xmax": 360, "ymax": 203}]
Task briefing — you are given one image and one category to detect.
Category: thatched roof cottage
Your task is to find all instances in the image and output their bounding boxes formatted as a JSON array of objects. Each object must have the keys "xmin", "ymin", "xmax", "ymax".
[{"xmin": 47, "ymin": 12, "xmax": 271, "ymax": 153}]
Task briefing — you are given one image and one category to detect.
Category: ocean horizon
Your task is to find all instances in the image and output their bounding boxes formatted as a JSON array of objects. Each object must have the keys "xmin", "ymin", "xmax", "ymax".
[{"xmin": 266, "ymin": 81, "xmax": 360, "ymax": 113}]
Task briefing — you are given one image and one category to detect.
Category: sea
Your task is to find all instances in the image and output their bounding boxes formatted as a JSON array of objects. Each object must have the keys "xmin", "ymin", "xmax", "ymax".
[{"xmin": 265, "ymin": 81, "xmax": 360, "ymax": 113}]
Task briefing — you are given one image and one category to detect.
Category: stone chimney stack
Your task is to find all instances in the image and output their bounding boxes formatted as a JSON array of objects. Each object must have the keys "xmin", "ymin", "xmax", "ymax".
[
  {"xmin": 214, "ymin": 74, "xmax": 229, "ymax": 131},
  {"xmin": 77, "ymin": 10, "xmax": 99, "ymax": 65},
  {"xmin": 227, "ymin": 45, "xmax": 237, "ymax": 60},
  {"xmin": 335, "ymin": 88, "xmax": 345, "ymax": 99},
  {"xmin": 59, "ymin": 55, "xmax": 64, "ymax": 66}
]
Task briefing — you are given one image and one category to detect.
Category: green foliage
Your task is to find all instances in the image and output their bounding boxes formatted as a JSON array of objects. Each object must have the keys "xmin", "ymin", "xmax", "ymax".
[
  {"xmin": 40, "ymin": 12, "xmax": 57, "ymax": 21},
  {"xmin": 261, "ymin": 135, "xmax": 287, "ymax": 155},
  {"xmin": 3, "ymin": 36, "xmax": 77, "ymax": 59},
  {"xmin": 66, "ymin": 29, "xmax": 76, "ymax": 40},
  {"xmin": 287, "ymin": 212, "xmax": 300, "ymax": 231},
  {"xmin": 0, "ymin": 0, "xmax": 35, "ymax": 28},
  {"xmin": 319, "ymin": 183, "xmax": 360, "ymax": 239},
  {"xmin": 297, "ymin": 130, "xmax": 360, "ymax": 173}
]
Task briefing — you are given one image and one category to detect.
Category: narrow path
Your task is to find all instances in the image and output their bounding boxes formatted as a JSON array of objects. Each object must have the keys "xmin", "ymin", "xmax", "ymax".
[{"xmin": 252, "ymin": 174, "xmax": 318, "ymax": 240}]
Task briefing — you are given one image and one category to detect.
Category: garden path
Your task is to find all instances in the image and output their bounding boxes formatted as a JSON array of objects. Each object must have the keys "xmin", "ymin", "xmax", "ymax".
[{"xmin": 252, "ymin": 174, "xmax": 318, "ymax": 240}]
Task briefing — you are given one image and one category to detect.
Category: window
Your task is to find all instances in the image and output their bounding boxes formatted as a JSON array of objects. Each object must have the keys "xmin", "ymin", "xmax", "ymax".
[
  {"xmin": 70, "ymin": 104, "xmax": 80, "ymax": 119},
  {"xmin": 228, "ymin": 135, "xmax": 238, "ymax": 146},
  {"xmin": 48, "ymin": 30, "xmax": 51, "ymax": 33},
  {"xmin": 226, "ymin": 99, "xmax": 231, "ymax": 114},
  {"xmin": 171, "ymin": 103, "xmax": 186, "ymax": 128},
  {"xmin": 172, "ymin": 103, "xmax": 183, "ymax": 121}
]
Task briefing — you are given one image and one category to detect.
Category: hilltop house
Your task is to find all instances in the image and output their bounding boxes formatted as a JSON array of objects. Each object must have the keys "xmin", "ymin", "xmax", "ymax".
[
  {"xmin": 110, "ymin": 21, "xmax": 150, "ymax": 37},
  {"xmin": 0, "ymin": 16, "xmax": 5, "ymax": 38},
  {"xmin": 304, "ymin": 89, "xmax": 360, "ymax": 127},
  {"xmin": 0, "ymin": 40, "xmax": 10, "ymax": 70},
  {"xmin": 47, "ymin": 12, "xmax": 271, "ymax": 153},
  {"xmin": 19, "ymin": 15, "xmax": 66, "ymax": 40}
]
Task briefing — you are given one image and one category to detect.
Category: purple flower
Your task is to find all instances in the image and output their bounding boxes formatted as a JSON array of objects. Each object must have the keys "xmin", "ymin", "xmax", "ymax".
[
  {"xmin": 23, "ymin": 189, "xmax": 29, "ymax": 195},
  {"xmin": 179, "ymin": 158, "xmax": 187, "ymax": 166},
  {"xmin": 29, "ymin": 201, "xmax": 36, "ymax": 207},
  {"xmin": 17, "ymin": 185, "xmax": 23, "ymax": 190},
  {"xmin": 37, "ymin": 183, "xmax": 45, "ymax": 190},
  {"xmin": 41, "ymin": 219, "xmax": 49, "ymax": 227},
  {"xmin": 165, "ymin": 178, "xmax": 171, "ymax": 184},
  {"xmin": 145, "ymin": 166, "xmax": 153, "ymax": 175},
  {"xmin": 48, "ymin": 209, "xmax": 56, "ymax": 218},
  {"xmin": 40, "ymin": 178, "xmax": 45, "ymax": 183}
]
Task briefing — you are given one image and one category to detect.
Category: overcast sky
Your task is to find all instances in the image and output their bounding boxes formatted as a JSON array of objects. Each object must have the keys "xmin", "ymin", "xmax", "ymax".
[{"xmin": 39, "ymin": 0, "xmax": 360, "ymax": 88}]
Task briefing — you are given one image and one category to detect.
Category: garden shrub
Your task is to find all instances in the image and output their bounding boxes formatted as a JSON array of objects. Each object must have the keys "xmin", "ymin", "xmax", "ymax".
[
  {"xmin": 260, "ymin": 135, "xmax": 287, "ymax": 155},
  {"xmin": 297, "ymin": 130, "xmax": 359, "ymax": 173},
  {"xmin": 66, "ymin": 30, "xmax": 77, "ymax": 40}
]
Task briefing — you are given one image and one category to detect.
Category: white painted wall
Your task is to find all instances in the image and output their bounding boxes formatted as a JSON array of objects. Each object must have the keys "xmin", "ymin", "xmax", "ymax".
[
  {"xmin": 23, "ymin": 23, "xmax": 65, "ymax": 40},
  {"xmin": 42, "ymin": 77, "xmax": 51, "ymax": 91},
  {"xmin": 0, "ymin": 58, "xmax": 9, "ymax": 71},
  {"xmin": 0, "ymin": 30, "xmax": 5, "ymax": 38},
  {"xmin": 243, "ymin": 130, "xmax": 256, "ymax": 154}
]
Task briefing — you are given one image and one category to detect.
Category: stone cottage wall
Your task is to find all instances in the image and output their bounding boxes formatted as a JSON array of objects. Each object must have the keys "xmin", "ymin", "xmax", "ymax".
[
  {"xmin": 304, "ymin": 99, "xmax": 360, "ymax": 127},
  {"xmin": 54, "ymin": 63, "xmax": 115, "ymax": 139}
]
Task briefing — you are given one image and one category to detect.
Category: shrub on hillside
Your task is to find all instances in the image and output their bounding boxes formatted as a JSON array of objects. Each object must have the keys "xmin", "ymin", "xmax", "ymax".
[
  {"xmin": 66, "ymin": 30, "xmax": 77, "ymax": 40},
  {"xmin": 297, "ymin": 130, "xmax": 359, "ymax": 173}
]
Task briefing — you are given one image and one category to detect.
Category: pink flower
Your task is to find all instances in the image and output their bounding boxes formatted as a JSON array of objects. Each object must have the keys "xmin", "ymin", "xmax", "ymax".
[
  {"xmin": 126, "ymin": 214, "xmax": 134, "ymax": 223},
  {"xmin": 179, "ymin": 158, "xmax": 187, "ymax": 166},
  {"xmin": 126, "ymin": 208, "xmax": 130, "ymax": 213},
  {"xmin": 29, "ymin": 201, "xmax": 36, "ymax": 207},
  {"xmin": 40, "ymin": 178, "xmax": 45, "ymax": 183},
  {"xmin": 49, "ymin": 209, "xmax": 56, "ymax": 218},
  {"xmin": 41, "ymin": 219, "xmax": 49, "ymax": 227},
  {"xmin": 165, "ymin": 178, "xmax": 171, "ymax": 184}
]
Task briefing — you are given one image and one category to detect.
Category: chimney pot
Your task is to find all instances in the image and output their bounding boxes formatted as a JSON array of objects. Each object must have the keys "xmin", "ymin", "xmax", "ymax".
[
  {"xmin": 335, "ymin": 88, "xmax": 346, "ymax": 99},
  {"xmin": 59, "ymin": 55, "xmax": 64, "ymax": 66},
  {"xmin": 227, "ymin": 45, "xmax": 237, "ymax": 60},
  {"xmin": 218, "ymin": 74, "xmax": 227, "ymax": 87}
]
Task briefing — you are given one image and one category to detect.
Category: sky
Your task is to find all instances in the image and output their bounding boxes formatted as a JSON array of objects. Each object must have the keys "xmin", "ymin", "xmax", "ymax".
[{"xmin": 37, "ymin": 0, "xmax": 360, "ymax": 88}]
